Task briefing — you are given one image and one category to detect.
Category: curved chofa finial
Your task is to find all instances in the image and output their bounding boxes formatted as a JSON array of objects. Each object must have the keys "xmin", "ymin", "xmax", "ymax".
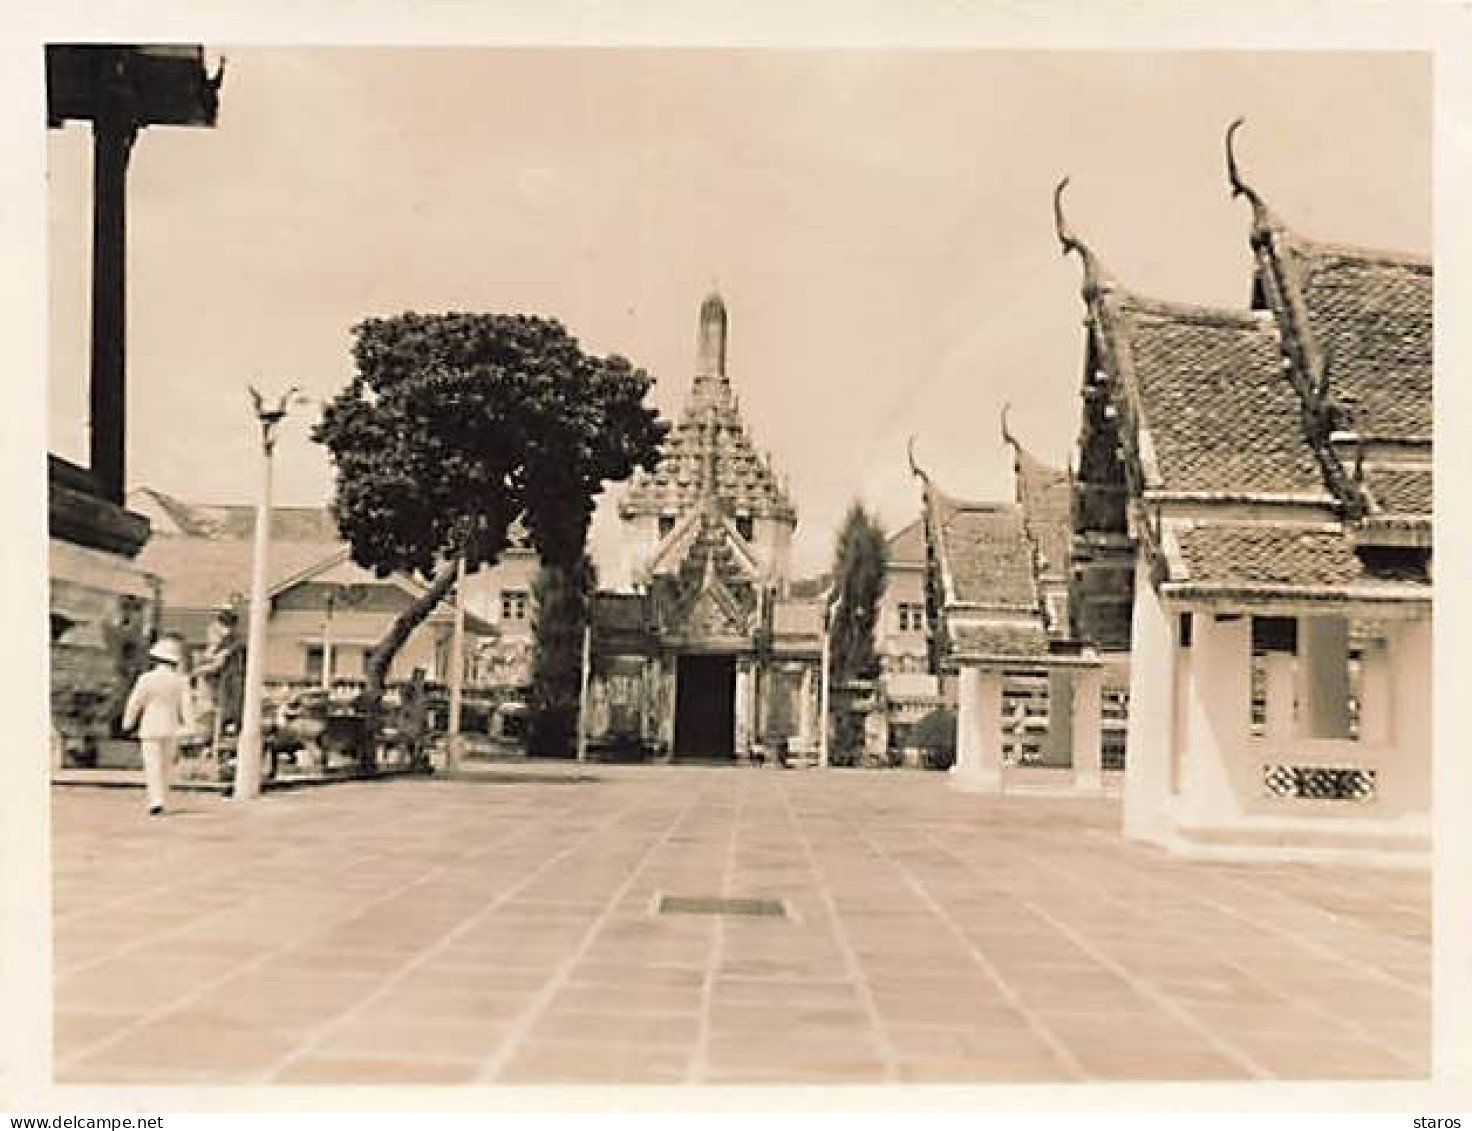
[
  {"xmin": 999, "ymin": 402, "xmax": 1020, "ymax": 452},
  {"xmin": 906, "ymin": 434, "xmax": 930, "ymax": 486},
  {"xmin": 1225, "ymin": 117, "xmax": 1274, "ymax": 235},
  {"xmin": 1053, "ymin": 177, "xmax": 1105, "ymax": 298}
]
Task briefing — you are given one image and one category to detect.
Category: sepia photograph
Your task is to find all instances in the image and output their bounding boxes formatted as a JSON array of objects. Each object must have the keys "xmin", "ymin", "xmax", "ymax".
[{"xmin": 16, "ymin": 13, "xmax": 1452, "ymax": 1110}]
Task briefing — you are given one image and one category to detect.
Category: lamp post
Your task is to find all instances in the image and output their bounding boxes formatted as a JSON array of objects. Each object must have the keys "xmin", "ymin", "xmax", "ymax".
[
  {"xmin": 233, "ymin": 384, "xmax": 299, "ymax": 802},
  {"xmin": 320, "ymin": 588, "xmax": 335, "ymax": 691},
  {"xmin": 819, "ymin": 590, "xmax": 844, "ymax": 770},
  {"xmin": 446, "ymin": 556, "xmax": 467, "ymax": 773},
  {"xmin": 575, "ymin": 619, "xmax": 592, "ymax": 762}
]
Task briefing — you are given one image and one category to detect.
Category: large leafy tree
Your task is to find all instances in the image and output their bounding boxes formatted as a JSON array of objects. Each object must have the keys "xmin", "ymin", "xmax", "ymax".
[
  {"xmin": 313, "ymin": 312, "xmax": 667, "ymax": 735},
  {"xmin": 827, "ymin": 502, "xmax": 888, "ymax": 761}
]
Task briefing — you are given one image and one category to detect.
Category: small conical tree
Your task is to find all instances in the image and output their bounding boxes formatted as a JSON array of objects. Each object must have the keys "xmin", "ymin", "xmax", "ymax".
[{"xmin": 828, "ymin": 502, "xmax": 888, "ymax": 763}]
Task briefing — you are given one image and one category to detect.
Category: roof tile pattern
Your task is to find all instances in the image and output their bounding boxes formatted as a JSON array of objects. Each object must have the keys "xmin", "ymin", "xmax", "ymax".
[
  {"xmin": 930, "ymin": 493, "xmax": 1039, "ymax": 611},
  {"xmin": 949, "ymin": 621, "xmax": 1050, "ymax": 659},
  {"xmin": 1011, "ymin": 448, "xmax": 1073, "ymax": 578},
  {"xmin": 1363, "ymin": 466, "xmax": 1433, "ymax": 518},
  {"xmin": 1116, "ymin": 302, "xmax": 1328, "ymax": 496},
  {"xmin": 1291, "ymin": 243, "xmax": 1432, "ymax": 440},
  {"xmin": 1173, "ymin": 524, "xmax": 1428, "ymax": 591}
]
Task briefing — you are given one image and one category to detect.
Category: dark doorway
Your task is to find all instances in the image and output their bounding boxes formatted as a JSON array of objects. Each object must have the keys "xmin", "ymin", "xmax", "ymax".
[{"xmin": 674, "ymin": 654, "xmax": 736, "ymax": 759}]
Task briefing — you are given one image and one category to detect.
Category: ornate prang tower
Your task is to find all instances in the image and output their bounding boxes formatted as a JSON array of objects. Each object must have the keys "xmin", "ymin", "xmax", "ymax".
[
  {"xmin": 610, "ymin": 291, "xmax": 804, "ymax": 761},
  {"xmin": 620, "ymin": 291, "xmax": 797, "ymax": 591}
]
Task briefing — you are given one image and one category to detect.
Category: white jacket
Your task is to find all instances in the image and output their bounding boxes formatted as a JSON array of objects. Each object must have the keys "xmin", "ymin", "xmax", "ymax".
[{"xmin": 123, "ymin": 666, "xmax": 196, "ymax": 740}]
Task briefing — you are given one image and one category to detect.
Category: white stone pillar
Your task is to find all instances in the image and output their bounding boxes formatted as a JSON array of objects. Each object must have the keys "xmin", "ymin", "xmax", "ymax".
[
  {"xmin": 1263, "ymin": 651, "xmax": 1296, "ymax": 744},
  {"xmin": 1299, "ymin": 616, "xmax": 1352, "ymax": 739},
  {"xmin": 1170, "ymin": 639, "xmax": 1192, "ymax": 796},
  {"xmin": 1071, "ymin": 665, "xmax": 1103, "ymax": 792},
  {"xmin": 954, "ymin": 665, "xmax": 1003, "ymax": 792},
  {"xmin": 1358, "ymin": 638, "xmax": 1391, "ymax": 748},
  {"xmin": 797, "ymin": 664, "xmax": 815, "ymax": 752},
  {"xmin": 1122, "ymin": 558, "xmax": 1177, "ymax": 841},
  {"xmin": 1180, "ymin": 613, "xmax": 1252, "ymax": 828},
  {"xmin": 734, "ymin": 661, "xmax": 752, "ymax": 759},
  {"xmin": 1385, "ymin": 617, "xmax": 1431, "ymax": 819}
]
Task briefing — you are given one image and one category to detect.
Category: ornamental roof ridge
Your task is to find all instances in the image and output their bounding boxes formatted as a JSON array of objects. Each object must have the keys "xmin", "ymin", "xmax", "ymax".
[{"xmin": 1282, "ymin": 229, "xmax": 1431, "ymax": 272}]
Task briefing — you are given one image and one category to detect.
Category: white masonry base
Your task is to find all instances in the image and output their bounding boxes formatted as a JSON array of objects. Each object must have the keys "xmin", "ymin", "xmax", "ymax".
[
  {"xmin": 1141, "ymin": 806, "xmax": 1431, "ymax": 870},
  {"xmin": 1120, "ymin": 554, "xmax": 1431, "ymax": 869}
]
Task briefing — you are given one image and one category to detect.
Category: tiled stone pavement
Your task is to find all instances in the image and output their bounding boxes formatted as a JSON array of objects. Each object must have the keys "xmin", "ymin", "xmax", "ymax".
[{"xmin": 51, "ymin": 766, "xmax": 1429, "ymax": 1085}]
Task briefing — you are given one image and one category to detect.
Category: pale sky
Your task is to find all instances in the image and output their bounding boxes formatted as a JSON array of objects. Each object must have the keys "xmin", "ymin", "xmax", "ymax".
[{"xmin": 47, "ymin": 48, "xmax": 1430, "ymax": 584}]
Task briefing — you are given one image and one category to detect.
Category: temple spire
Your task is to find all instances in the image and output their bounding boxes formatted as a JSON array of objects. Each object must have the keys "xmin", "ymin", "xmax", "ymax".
[{"xmin": 696, "ymin": 290, "xmax": 728, "ymax": 382}]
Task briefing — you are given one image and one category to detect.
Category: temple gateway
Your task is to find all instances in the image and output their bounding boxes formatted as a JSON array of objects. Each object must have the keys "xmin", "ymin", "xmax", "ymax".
[{"xmin": 582, "ymin": 293, "xmax": 828, "ymax": 760}]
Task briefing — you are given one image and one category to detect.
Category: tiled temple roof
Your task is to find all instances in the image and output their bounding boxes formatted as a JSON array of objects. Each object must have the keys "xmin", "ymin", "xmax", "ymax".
[
  {"xmin": 1362, "ymin": 466, "xmax": 1433, "ymax": 519},
  {"xmin": 1056, "ymin": 152, "xmax": 1431, "ymax": 611},
  {"xmin": 1167, "ymin": 523, "xmax": 1429, "ymax": 595},
  {"xmin": 928, "ymin": 490, "xmax": 1039, "ymax": 612},
  {"xmin": 1286, "ymin": 237, "xmax": 1432, "ymax": 442},
  {"xmin": 949, "ymin": 621, "xmax": 1050, "ymax": 660},
  {"xmin": 1009, "ymin": 445, "xmax": 1072, "ymax": 579},
  {"xmin": 1100, "ymin": 295, "xmax": 1331, "ymax": 499}
]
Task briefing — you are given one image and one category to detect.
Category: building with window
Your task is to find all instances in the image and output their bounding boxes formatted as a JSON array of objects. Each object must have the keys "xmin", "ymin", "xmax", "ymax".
[{"xmin": 128, "ymin": 491, "xmax": 511, "ymax": 691}]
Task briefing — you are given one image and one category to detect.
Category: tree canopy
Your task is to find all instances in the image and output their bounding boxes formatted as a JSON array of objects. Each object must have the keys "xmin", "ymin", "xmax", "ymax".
[
  {"xmin": 317, "ymin": 312, "xmax": 667, "ymax": 577},
  {"xmin": 313, "ymin": 311, "xmax": 668, "ymax": 722}
]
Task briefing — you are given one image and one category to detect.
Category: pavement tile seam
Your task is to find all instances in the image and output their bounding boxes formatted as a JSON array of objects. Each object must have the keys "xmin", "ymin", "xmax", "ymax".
[
  {"xmin": 1073, "ymin": 826, "xmax": 1428, "ymax": 998},
  {"xmin": 836, "ymin": 809, "xmax": 1086, "ymax": 1083},
  {"xmin": 52, "ymin": 770, "xmax": 1429, "ymax": 1086},
  {"xmin": 472, "ymin": 785, "xmax": 721, "ymax": 1085},
  {"xmin": 947, "ymin": 834, "xmax": 1272, "ymax": 1079},
  {"xmin": 53, "ymin": 795, "xmax": 528, "ymax": 1076},
  {"xmin": 776, "ymin": 783, "xmax": 909, "ymax": 1085},
  {"xmin": 257, "ymin": 796, "xmax": 654, "ymax": 1083},
  {"xmin": 687, "ymin": 770, "xmax": 746, "ymax": 1085},
  {"xmin": 1183, "ymin": 870, "xmax": 1430, "ymax": 1000},
  {"xmin": 976, "ymin": 821, "xmax": 1416, "ymax": 1079},
  {"xmin": 1079, "ymin": 841, "xmax": 1431, "ymax": 1052}
]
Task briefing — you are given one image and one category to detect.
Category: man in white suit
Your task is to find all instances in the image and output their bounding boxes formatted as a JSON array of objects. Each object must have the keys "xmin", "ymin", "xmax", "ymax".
[{"xmin": 122, "ymin": 636, "xmax": 196, "ymax": 816}]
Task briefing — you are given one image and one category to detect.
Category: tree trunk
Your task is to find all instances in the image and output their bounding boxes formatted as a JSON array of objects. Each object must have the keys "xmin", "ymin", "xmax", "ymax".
[{"xmin": 356, "ymin": 556, "xmax": 461, "ymax": 766}]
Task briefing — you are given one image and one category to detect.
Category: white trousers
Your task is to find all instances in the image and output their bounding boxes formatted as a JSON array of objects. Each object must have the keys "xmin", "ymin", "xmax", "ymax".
[{"xmin": 140, "ymin": 738, "xmax": 176, "ymax": 811}]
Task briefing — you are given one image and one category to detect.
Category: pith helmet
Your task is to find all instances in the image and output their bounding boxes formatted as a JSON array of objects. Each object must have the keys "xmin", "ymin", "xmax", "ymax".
[{"xmin": 148, "ymin": 637, "xmax": 185, "ymax": 666}]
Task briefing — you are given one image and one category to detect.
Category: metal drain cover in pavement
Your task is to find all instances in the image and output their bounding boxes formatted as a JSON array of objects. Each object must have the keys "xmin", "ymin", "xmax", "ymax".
[{"xmin": 657, "ymin": 895, "xmax": 788, "ymax": 918}]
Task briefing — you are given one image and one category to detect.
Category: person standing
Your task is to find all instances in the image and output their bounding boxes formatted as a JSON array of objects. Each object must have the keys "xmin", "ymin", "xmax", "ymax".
[{"xmin": 122, "ymin": 636, "xmax": 195, "ymax": 816}]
